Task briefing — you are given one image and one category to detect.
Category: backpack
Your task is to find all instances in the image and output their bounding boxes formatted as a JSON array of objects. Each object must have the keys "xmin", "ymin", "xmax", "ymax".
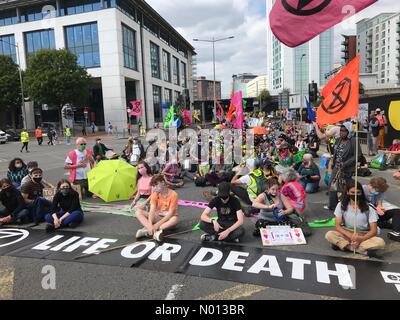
[
  {"xmin": 370, "ymin": 155, "xmax": 387, "ymax": 169},
  {"xmin": 194, "ymin": 176, "xmax": 207, "ymax": 187}
]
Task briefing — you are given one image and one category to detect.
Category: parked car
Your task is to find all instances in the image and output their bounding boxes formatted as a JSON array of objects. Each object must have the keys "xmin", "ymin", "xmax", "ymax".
[
  {"xmin": 5, "ymin": 129, "xmax": 20, "ymax": 142},
  {"xmin": 0, "ymin": 129, "xmax": 7, "ymax": 144}
]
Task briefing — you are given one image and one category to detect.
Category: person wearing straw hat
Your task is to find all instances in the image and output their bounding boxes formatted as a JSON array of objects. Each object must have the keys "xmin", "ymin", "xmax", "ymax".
[{"xmin": 325, "ymin": 180, "xmax": 385, "ymax": 257}]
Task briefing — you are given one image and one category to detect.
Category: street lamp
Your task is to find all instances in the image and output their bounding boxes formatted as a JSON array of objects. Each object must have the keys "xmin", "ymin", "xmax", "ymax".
[
  {"xmin": 300, "ymin": 53, "xmax": 307, "ymax": 123},
  {"xmin": 193, "ymin": 36, "xmax": 235, "ymax": 121},
  {"xmin": 0, "ymin": 38, "xmax": 27, "ymax": 129}
]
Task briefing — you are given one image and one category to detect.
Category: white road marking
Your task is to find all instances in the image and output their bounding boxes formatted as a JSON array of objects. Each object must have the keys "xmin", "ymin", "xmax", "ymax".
[{"xmin": 165, "ymin": 284, "xmax": 184, "ymax": 300}]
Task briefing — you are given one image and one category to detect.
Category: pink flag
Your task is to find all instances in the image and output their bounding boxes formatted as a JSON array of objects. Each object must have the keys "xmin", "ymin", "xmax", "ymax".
[
  {"xmin": 215, "ymin": 99, "xmax": 225, "ymax": 121},
  {"xmin": 270, "ymin": 0, "xmax": 377, "ymax": 47},
  {"xmin": 183, "ymin": 109, "xmax": 192, "ymax": 126},
  {"xmin": 232, "ymin": 91, "xmax": 243, "ymax": 129},
  {"xmin": 129, "ymin": 99, "xmax": 142, "ymax": 117}
]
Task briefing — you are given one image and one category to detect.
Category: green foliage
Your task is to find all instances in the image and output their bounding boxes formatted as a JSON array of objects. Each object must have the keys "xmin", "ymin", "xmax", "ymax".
[
  {"xmin": 257, "ymin": 89, "xmax": 271, "ymax": 108},
  {"xmin": 24, "ymin": 49, "xmax": 91, "ymax": 109},
  {"xmin": 0, "ymin": 55, "xmax": 21, "ymax": 111}
]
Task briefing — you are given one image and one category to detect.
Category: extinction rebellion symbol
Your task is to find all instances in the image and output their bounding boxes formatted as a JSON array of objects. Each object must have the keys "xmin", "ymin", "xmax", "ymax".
[
  {"xmin": 0, "ymin": 229, "xmax": 29, "ymax": 248},
  {"xmin": 321, "ymin": 77, "xmax": 352, "ymax": 115},
  {"xmin": 131, "ymin": 101, "xmax": 141, "ymax": 113},
  {"xmin": 282, "ymin": 0, "xmax": 331, "ymax": 16}
]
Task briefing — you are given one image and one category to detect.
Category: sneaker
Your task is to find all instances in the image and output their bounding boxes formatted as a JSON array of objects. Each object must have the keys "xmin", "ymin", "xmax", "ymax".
[
  {"xmin": 153, "ymin": 230, "xmax": 164, "ymax": 242},
  {"xmin": 200, "ymin": 234, "xmax": 216, "ymax": 242},
  {"xmin": 45, "ymin": 224, "xmax": 55, "ymax": 232},
  {"xmin": 388, "ymin": 231, "xmax": 400, "ymax": 242},
  {"xmin": 331, "ymin": 244, "xmax": 340, "ymax": 251},
  {"xmin": 366, "ymin": 249, "xmax": 384, "ymax": 260},
  {"xmin": 68, "ymin": 222, "xmax": 79, "ymax": 229},
  {"xmin": 135, "ymin": 228, "xmax": 148, "ymax": 239}
]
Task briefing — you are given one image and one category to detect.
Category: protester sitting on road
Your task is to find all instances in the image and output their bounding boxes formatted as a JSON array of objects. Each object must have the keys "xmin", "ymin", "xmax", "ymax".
[
  {"xmin": 45, "ymin": 179, "xmax": 84, "ymax": 232},
  {"xmin": 93, "ymin": 138, "xmax": 112, "ymax": 162},
  {"xmin": 252, "ymin": 178, "xmax": 294, "ymax": 236},
  {"xmin": 280, "ymin": 168, "xmax": 306, "ymax": 215},
  {"xmin": 130, "ymin": 161, "xmax": 153, "ymax": 211},
  {"xmin": 21, "ymin": 161, "xmax": 55, "ymax": 189},
  {"xmin": 276, "ymin": 142, "xmax": 294, "ymax": 168},
  {"xmin": 7, "ymin": 158, "xmax": 28, "ymax": 191},
  {"xmin": 362, "ymin": 177, "xmax": 400, "ymax": 242},
  {"xmin": 297, "ymin": 154, "xmax": 321, "ymax": 194},
  {"xmin": 0, "ymin": 178, "xmax": 30, "ymax": 225},
  {"xmin": 325, "ymin": 180, "xmax": 385, "ymax": 257},
  {"xmin": 64, "ymin": 137, "xmax": 95, "ymax": 199},
  {"xmin": 122, "ymin": 137, "xmax": 134, "ymax": 162},
  {"xmin": 383, "ymin": 139, "xmax": 400, "ymax": 168},
  {"xmin": 135, "ymin": 174, "xmax": 179, "ymax": 242},
  {"xmin": 199, "ymin": 182, "xmax": 245, "ymax": 243},
  {"xmin": 162, "ymin": 159, "xmax": 184, "ymax": 188},
  {"xmin": 231, "ymin": 159, "xmax": 266, "ymax": 210},
  {"xmin": 20, "ymin": 168, "xmax": 52, "ymax": 224}
]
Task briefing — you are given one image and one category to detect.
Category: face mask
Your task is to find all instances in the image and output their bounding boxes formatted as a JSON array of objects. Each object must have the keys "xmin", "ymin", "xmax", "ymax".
[
  {"xmin": 60, "ymin": 188, "xmax": 70, "ymax": 196},
  {"xmin": 33, "ymin": 177, "xmax": 42, "ymax": 184},
  {"xmin": 153, "ymin": 186, "xmax": 162, "ymax": 193},
  {"xmin": 138, "ymin": 168, "xmax": 147, "ymax": 175},
  {"xmin": 349, "ymin": 194, "xmax": 360, "ymax": 201},
  {"xmin": 15, "ymin": 164, "xmax": 22, "ymax": 169},
  {"xmin": 370, "ymin": 189, "xmax": 380, "ymax": 196},
  {"xmin": 79, "ymin": 145, "xmax": 86, "ymax": 152}
]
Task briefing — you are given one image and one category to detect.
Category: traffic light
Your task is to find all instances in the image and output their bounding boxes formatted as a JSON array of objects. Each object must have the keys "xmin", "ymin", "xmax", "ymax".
[{"xmin": 309, "ymin": 81, "xmax": 318, "ymax": 104}]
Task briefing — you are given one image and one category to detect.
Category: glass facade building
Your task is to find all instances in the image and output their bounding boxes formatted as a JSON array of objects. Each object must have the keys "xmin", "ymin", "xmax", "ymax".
[
  {"xmin": 152, "ymin": 85, "xmax": 162, "ymax": 122},
  {"xmin": 65, "ymin": 22, "xmax": 100, "ymax": 68},
  {"xmin": 150, "ymin": 41, "xmax": 160, "ymax": 78}
]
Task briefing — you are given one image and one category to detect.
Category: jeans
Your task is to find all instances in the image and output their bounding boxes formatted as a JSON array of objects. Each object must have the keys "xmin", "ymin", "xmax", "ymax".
[
  {"xmin": 378, "ymin": 209, "xmax": 400, "ymax": 232},
  {"xmin": 45, "ymin": 209, "xmax": 84, "ymax": 227},
  {"xmin": 0, "ymin": 208, "xmax": 30, "ymax": 223},
  {"xmin": 370, "ymin": 136, "xmax": 378, "ymax": 155},
  {"xmin": 66, "ymin": 136, "xmax": 71, "ymax": 144},
  {"xmin": 27, "ymin": 197, "xmax": 52, "ymax": 223},
  {"xmin": 300, "ymin": 180, "xmax": 319, "ymax": 194},
  {"xmin": 199, "ymin": 220, "xmax": 245, "ymax": 242}
]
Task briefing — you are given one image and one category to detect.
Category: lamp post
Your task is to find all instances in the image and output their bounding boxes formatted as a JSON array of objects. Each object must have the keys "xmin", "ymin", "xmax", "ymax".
[
  {"xmin": 193, "ymin": 36, "xmax": 234, "ymax": 121},
  {"xmin": 0, "ymin": 38, "xmax": 27, "ymax": 129},
  {"xmin": 300, "ymin": 53, "xmax": 307, "ymax": 123}
]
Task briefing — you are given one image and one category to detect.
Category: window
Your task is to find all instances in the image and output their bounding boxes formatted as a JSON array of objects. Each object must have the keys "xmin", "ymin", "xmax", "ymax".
[
  {"xmin": 150, "ymin": 42, "xmax": 160, "ymax": 78},
  {"xmin": 164, "ymin": 88, "xmax": 172, "ymax": 105},
  {"xmin": 122, "ymin": 24, "xmax": 137, "ymax": 70},
  {"xmin": 62, "ymin": 0, "xmax": 102, "ymax": 15},
  {"xmin": 153, "ymin": 85, "xmax": 162, "ymax": 122},
  {"xmin": 65, "ymin": 22, "xmax": 100, "ymax": 68},
  {"xmin": 180, "ymin": 61, "xmax": 187, "ymax": 88},
  {"xmin": 162, "ymin": 50, "xmax": 171, "ymax": 82},
  {"xmin": 24, "ymin": 29, "xmax": 56, "ymax": 60},
  {"xmin": 0, "ymin": 9, "xmax": 18, "ymax": 26},
  {"xmin": 0, "ymin": 34, "xmax": 17, "ymax": 62},
  {"xmin": 382, "ymin": 63, "xmax": 385, "ymax": 70},
  {"xmin": 172, "ymin": 56, "xmax": 179, "ymax": 85},
  {"xmin": 174, "ymin": 91, "xmax": 180, "ymax": 104}
]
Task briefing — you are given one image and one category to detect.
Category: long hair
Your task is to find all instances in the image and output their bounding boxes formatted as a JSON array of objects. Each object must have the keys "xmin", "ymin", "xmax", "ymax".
[
  {"xmin": 8, "ymin": 158, "xmax": 26, "ymax": 172},
  {"xmin": 341, "ymin": 180, "xmax": 369, "ymax": 213},
  {"xmin": 137, "ymin": 161, "xmax": 152, "ymax": 179},
  {"xmin": 56, "ymin": 179, "xmax": 73, "ymax": 192}
]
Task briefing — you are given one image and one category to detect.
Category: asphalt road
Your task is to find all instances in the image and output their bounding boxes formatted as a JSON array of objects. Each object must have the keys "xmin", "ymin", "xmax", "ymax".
[{"xmin": 0, "ymin": 135, "xmax": 400, "ymax": 300}]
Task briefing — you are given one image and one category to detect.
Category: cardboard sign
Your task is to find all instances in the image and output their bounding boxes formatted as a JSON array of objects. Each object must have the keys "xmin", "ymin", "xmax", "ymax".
[
  {"xmin": 43, "ymin": 188, "xmax": 57, "ymax": 202},
  {"xmin": 260, "ymin": 226, "xmax": 307, "ymax": 246}
]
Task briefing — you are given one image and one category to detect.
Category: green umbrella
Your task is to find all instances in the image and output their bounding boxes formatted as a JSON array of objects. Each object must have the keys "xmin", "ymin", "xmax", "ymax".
[{"xmin": 88, "ymin": 160, "xmax": 138, "ymax": 203}]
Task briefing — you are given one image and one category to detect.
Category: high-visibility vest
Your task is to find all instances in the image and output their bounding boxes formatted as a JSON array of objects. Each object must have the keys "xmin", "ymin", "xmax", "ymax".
[
  {"xmin": 65, "ymin": 128, "xmax": 72, "ymax": 137},
  {"xmin": 21, "ymin": 131, "xmax": 29, "ymax": 143}
]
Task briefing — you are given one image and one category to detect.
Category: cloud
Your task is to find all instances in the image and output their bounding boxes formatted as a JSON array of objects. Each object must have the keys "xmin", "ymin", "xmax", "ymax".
[{"xmin": 146, "ymin": 0, "xmax": 267, "ymax": 98}]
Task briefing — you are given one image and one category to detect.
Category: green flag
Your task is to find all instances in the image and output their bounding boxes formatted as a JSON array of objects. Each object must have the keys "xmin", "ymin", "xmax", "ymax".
[
  {"xmin": 164, "ymin": 105, "xmax": 174, "ymax": 128},
  {"xmin": 242, "ymin": 99, "xmax": 247, "ymax": 109}
]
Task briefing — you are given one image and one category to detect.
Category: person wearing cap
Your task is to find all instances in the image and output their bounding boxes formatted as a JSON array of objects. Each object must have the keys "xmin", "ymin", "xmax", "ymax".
[
  {"xmin": 326, "ymin": 122, "xmax": 362, "ymax": 211},
  {"xmin": 93, "ymin": 138, "xmax": 112, "ymax": 162},
  {"xmin": 375, "ymin": 108, "xmax": 387, "ymax": 149},
  {"xmin": 20, "ymin": 168, "xmax": 52, "ymax": 224},
  {"xmin": 199, "ymin": 182, "xmax": 245, "ymax": 243},
  {"xmin": 64, "ymin": 137, "xmax": 95, "ymax": 198}
]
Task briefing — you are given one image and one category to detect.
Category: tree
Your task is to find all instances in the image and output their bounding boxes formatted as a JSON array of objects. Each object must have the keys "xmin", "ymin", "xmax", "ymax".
[
  {"xmin": 257, "ymin": 89, "xmax": 271, "ymax": 109},
  {"xmin": 24, "ymin": 49, "xmax": 91, "ymax": 130},
  {"xmin": 0, "ymin": 55, "xmax": 22, "ymax": 129}
]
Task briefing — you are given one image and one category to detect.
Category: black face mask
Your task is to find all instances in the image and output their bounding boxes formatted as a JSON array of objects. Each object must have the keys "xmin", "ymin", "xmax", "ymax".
[{"xmin": 33, "ymin": 177, "xmax": 42, "ymax": 184}]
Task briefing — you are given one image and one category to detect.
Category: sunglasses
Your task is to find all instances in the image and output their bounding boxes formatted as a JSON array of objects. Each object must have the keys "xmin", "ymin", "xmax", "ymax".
[{"xmin": 80, "ymin": 144, "xmax": 87, "ymax": 146}]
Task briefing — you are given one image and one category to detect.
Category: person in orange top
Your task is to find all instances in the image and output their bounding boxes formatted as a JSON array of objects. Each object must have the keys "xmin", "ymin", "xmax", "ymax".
[
  {"xmin": 135, "ymin": 174, "xmax": 179, "ymax": 241},
  {"xmin": 35, "ymin": 126, "xmax": 43, "ymax": 146},
  {"xmin": 375, "ymin": 108, "xmax": 387, "ymax": 149}
]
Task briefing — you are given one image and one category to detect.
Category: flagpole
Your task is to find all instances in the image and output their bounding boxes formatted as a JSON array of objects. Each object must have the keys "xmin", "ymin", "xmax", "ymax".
[{"xmin": 353, "ymin": 119, "xmax": 359, "ymax": 255}]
